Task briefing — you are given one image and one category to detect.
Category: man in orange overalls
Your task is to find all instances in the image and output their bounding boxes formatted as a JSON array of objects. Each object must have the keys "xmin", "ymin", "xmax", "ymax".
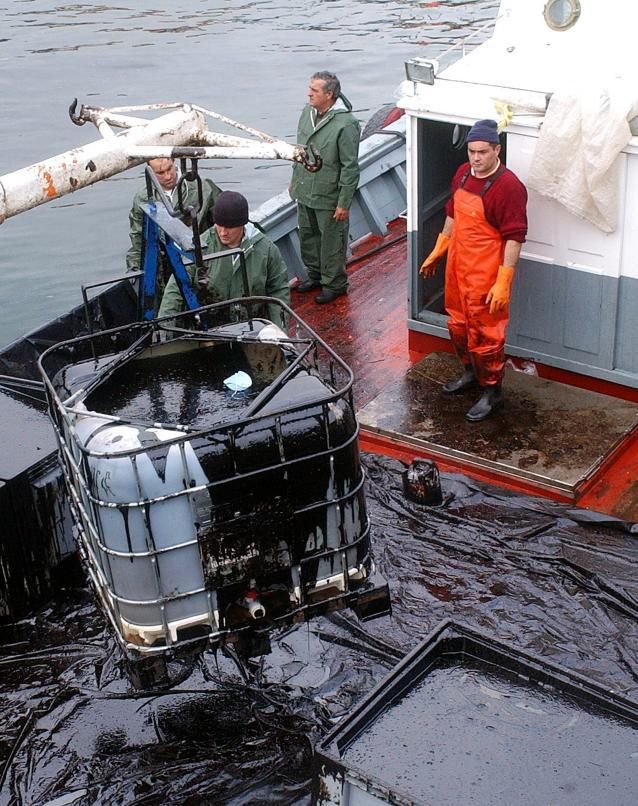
[{"xmin": 420, "ymin": 119, "xmax": 528, "ymax": 421}]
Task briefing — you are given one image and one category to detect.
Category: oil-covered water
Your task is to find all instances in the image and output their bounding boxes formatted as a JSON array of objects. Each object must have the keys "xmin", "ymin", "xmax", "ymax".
[{"xmin": 1, "ymin": 455, "xmax": 637, "ymax": 805}]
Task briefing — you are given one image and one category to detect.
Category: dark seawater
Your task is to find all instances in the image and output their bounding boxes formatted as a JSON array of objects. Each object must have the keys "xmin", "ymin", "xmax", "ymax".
[
  {"xmin": 0, "ymin": 0, "xmax": 499, "ymax": 346},
  {"xmin": 1, "ymin": 454, "xmax": 637, "ymax": 805}
]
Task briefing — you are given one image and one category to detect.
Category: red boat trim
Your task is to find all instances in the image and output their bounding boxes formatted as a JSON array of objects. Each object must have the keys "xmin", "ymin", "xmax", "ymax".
[{"xmin": 359, "ymin": 427, "xmax": 574, "ymax": 503}]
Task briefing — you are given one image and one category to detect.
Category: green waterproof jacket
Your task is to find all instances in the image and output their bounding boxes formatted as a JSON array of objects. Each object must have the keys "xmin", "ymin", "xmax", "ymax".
[
  {"xmin": 158, "ymin": 223, "xmax": 290, "ymax": 328},
  {"xmin": 290, "ymin": 95, "xmax": 361, "ymax": 211},
  {"xmin": 126, "ymin": 175, "xmax": 222, "ymax": 271}
]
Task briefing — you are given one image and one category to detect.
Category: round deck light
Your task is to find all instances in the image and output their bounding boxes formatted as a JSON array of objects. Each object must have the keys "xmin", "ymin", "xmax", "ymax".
[{"xmin": 543, "ymin": 0, "xmax": 581, "ymax": 31}]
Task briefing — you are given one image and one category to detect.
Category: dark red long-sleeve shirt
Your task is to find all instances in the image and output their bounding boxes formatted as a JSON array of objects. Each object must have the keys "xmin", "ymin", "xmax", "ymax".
[{"xmin": 445, "ymin": 162, "xmax": 528, "ymax": 243}]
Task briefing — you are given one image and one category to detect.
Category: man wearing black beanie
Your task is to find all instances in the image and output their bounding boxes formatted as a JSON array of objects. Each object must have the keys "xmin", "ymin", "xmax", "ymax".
[{"xmin": 158, "ymin": 191, "xmax": 290, "ymax": 328}]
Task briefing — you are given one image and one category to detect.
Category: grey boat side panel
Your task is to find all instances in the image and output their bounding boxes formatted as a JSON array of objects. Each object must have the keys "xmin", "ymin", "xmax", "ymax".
[
  {"xmin": 508, "ymin": 256, "xmax": 555, "ymax": 347},
  {"xmin": 413, "ymin": 260, "xmax": 638, "ymax": 388},
  {"xmin": 275, "ymin": 224, "xmax": 305, "ymax": 281},
  {"xmin": 615, "ymin": 275, "xmax": 638, "ymax": 374},
  {"xmin": 350, "ymin": 138, "xmax": 407, "ymax": 238},
  {"xmin": 562, "ymin": 267, "xmax": 605, "ymax": 356},
  {"xmin": 253, "ymin": 197, "xmax": 304, "ymax": 281},
  {"xmin": 349, "ymin": 170, "xmax": 405, "ymax": 241},
  {"xmin": 510, "ymin": 260, "xmax": 628, "ymax": 372},
  {"xmin": 510, "ymin": 258, "xmax": 607, "ymax": 363}
]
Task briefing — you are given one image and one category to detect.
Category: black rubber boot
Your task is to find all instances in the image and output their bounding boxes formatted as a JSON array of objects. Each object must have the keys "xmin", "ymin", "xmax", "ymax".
[
  {"xmin": 465, "ymin": 385, "xmax": 504, "ymax": 422},
  {"xmin": 442, "ymin": 365, "xmax": 477, "ymax": 395}
]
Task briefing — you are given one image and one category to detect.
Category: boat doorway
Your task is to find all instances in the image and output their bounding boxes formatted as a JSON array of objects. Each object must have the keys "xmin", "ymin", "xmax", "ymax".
[{"xmin": 411, "ymin": 118, "xmax": 507, "ymax": 330}]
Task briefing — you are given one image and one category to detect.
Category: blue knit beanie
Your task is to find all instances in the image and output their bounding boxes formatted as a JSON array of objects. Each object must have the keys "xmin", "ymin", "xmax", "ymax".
[{"xmin": 466, "ymin": 119, "xmax": 500, "ymax": 144}]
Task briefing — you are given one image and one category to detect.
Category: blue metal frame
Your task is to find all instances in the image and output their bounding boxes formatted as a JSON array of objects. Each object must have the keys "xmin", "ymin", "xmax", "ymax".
[{"xmin": 140, "ymin": 202, "xmax": 201, "ymax": 321}]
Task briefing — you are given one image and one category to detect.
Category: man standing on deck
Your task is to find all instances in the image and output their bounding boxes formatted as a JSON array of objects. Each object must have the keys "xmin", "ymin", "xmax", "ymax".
[
  {"xmin": 420, "ymin": 119, "xmax": 528, "ymax": 422},
  {"xmin": 290, "ymin": 71, "xmax": 360, "ymax": 304},
  {"xmin": 158, "ymin": 190, "xmax": 289, "ymax": 329},
  {"xmin": 126, "ymin": 157, "xmax": 222, "ymax": 303}
]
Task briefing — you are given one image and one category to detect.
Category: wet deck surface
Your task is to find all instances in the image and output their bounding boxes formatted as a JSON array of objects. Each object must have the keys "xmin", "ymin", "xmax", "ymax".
[
  {"xmin": 292, "ymin": 221, "xmax": 638, "ymax": 519},
  {"xmin": 358, "ymin": 351, "xmax": 638, "ymax": 496},
  {"xmin": 291, "ymin": 219, "xmax": 411, "ymax": 410}
]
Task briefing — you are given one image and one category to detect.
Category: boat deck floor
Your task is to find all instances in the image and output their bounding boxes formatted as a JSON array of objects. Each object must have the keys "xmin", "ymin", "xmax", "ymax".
[{"xmin": 291, "ymin": 219, "xmax": 638, "ymax": 522}]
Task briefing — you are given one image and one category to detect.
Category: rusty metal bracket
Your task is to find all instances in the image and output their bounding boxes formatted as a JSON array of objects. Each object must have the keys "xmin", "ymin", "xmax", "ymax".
[
  {"xmin": 69, "ymin": 98, "xmax": 87, "ymax": 126},
  {"xmin": 298, "ymin": 143, "xmax": 322, "ymax": 173}
]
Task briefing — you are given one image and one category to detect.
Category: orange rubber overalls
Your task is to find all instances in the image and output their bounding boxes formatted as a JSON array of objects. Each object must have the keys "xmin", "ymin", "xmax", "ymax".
[{"xmin": 445, "ymin": 167, "xmax": 508, "ymax": 387}]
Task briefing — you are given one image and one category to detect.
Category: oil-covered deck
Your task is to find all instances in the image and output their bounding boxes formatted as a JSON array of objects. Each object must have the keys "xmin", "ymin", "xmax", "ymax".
[{"xmin": 291, "ymin": 219, "xmax": 638, "ymax": 523}]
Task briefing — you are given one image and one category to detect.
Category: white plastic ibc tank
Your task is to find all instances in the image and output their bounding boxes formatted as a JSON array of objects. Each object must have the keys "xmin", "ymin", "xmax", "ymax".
[{"xmin": 69, "ymin": 406, "xmax": 212, "ymax": 647}]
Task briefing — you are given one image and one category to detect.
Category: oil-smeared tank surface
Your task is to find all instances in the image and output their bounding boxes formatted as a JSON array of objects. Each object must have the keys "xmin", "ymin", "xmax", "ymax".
[
  {"xmin": 83, "ymin": 343, "xmax": 272, "ymax": 428},
  {"xmin": 1, "ymin": 454, "xmax": 637, "ymax": 805},
  {"xmin": 0, "ymin": 387, "xmax": 56, "ymax": 480}
]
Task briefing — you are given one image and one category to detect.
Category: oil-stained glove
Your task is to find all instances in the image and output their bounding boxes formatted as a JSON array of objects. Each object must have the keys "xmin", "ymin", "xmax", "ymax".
[
  {"xmin": 419, "ymin": 233, "xmax": 450, "ymax": 277},
  {"xmin": 486, "ymin": 265, "xmax": 515, "ymax": 314}
]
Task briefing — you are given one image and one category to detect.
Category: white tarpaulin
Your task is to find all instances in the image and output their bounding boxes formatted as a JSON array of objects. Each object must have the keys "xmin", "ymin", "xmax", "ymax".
[{"xmin": 527, "ymin": 85, "xmax": 638, "ymax": 232}]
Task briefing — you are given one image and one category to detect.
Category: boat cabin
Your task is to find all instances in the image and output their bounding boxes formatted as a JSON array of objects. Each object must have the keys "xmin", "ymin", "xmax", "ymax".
[{"xmin": 400, "ymin": 0, "xmax": 638, "ymax": 390}]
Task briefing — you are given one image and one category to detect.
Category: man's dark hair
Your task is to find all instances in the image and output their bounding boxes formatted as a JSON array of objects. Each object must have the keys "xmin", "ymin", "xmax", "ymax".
[{"xmin": 312, "ymin": 71, "xmax": 341, "ymax": 99}]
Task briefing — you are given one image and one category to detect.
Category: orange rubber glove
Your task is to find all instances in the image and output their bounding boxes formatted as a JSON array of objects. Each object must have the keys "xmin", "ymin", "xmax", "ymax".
[
  {"xmin": 486, "ymin": 265, "xmax": 515, "ymax": 314},
  {"xmin": 419, "ymin": 233, "xmax": 450, "ymax": 277}
]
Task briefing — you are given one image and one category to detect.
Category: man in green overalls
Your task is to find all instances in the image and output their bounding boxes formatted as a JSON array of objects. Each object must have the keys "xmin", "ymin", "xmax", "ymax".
[
  {"xmin": 290, "ymin": 71, "xmax": 360, "ymax": 304},
  {"xmin": 126, "ymin": 157, "xmax": 222, "ymax": 309}
]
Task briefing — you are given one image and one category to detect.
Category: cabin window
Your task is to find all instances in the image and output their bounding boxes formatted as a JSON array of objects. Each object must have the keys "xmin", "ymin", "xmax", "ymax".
[{"xmin": 543, "ymin": 0, "xmax": 581, "ymax": 31}]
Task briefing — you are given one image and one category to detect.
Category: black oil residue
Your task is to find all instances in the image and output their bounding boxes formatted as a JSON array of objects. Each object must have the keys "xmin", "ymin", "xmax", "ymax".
[
  {"xmin": 1, "ymin": 454, "xmax": 637, "ymax": 805},
  {"xmin": 342, "ymin": 661, "xmax": 637, "ymax": 805},
  {"xmin": 85, "ymin": 345, "xmax": 268, "ymax": 428}
]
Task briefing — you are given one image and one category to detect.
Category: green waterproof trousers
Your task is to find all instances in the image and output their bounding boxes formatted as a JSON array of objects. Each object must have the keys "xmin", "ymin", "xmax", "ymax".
[{"xmin": 297, "ymin": 203, "xmax": 349, "ymax": 293}]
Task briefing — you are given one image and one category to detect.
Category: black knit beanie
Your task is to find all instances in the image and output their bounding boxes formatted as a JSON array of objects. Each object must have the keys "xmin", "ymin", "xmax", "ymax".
[{"xmin": 213, "ymin": 191, "xmax": 249, "ymax": 228}]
